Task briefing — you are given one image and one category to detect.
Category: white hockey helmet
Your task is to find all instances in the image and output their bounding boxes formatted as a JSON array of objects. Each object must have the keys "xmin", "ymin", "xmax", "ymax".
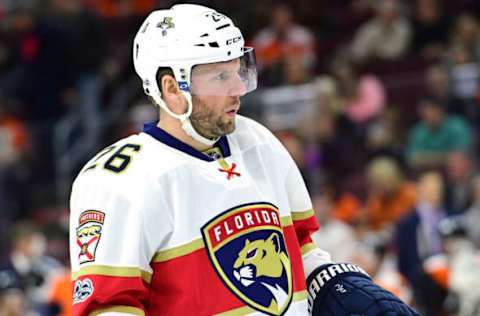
[{"xmin": 133, "ymin": 4, "xmax": 257, "ymax": 145}]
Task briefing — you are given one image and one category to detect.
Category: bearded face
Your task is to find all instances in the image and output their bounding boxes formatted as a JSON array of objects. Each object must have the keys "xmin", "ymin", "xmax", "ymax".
[
  {"xmin": 189, "ymin": 58, "xmax": 247, "ymax": 139},
  {"xmin": 190, "ymin": 94, "xmax": 240, "ymax": 139}
]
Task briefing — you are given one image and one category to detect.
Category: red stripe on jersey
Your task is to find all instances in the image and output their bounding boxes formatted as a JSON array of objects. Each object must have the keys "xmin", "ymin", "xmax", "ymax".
[
  {"xmin": 72, "ymin": 275, "xmax": 148, "ymax": 316},
  {"xmin": 148, "ymin": 226, "xmax": 306, "ymax": 315},
  {"xmin": 292, "ymin": 214, "xmax": 319, "ymax": 248},
  {"xmin": 149, "ymin": 248, "xmax": 244, "ymax": 315},
  {"xmin": 283, "ymin": 224, "xmax": 308, "ymax": 292},
  {"xmin": 73, "ymin": 225, "xmax": 308, "ymax": 315}
]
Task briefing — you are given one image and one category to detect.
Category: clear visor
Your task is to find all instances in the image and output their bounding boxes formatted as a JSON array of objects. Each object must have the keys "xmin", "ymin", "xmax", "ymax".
[{"xmin": 190, "ymin": 47, "xmax": 257, "ymax": 97}]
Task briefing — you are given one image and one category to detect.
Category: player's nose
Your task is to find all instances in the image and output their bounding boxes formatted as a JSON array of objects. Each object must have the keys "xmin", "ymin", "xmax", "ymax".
[{"xmin": 229, "ymin": 73, "xmax": 247, "ymax": 97}]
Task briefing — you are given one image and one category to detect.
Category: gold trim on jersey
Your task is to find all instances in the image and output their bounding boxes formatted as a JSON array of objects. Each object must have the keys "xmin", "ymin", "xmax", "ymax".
[
  {"xmin": 72, "ymin": 265, "xmax": 152, "ymax": 284},
  {"xmin": 151, "ymin": 215, "xmax": 295, "ymax": 263},
  {"xmin": 291, "ymin": 208, "xmax": 315, "ymax": 221},
  {"xmin": 151, "ymin": 238, "xmax": 205, "ymax": 263},
  {"xmin": 280, "ymin": 215, "xmax": 293, "ymax": 227},
  {"xmin": 215, "ymin": 305, "xmax": 255, "ymax": 316},
  {"xmin": 301, "ymin": 242, "xmax": 318, "ymax": 256},
  {"xmin": 214, "ymin": 290, "xmax": 308, "ymax": 315},
  {"xmin": 294, "ymin": 290, "xmax": 308, "ymax": 300},
  {"xmin": 89, "ymin": 305, "xmax": 145, "ymax": 316}
]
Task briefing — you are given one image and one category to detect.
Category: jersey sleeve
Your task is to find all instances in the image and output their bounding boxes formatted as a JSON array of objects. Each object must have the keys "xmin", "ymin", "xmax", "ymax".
[
  {"xmin": 249, "ymin": 117, "xmax": 333, "ymax": 278},
  {"xmin": 284, "ymin": 158, "xmax": 332, "ymax": 277},
  {"xmin": 69, "ymin": 169, "xmax": 169, "ymax": 316}
]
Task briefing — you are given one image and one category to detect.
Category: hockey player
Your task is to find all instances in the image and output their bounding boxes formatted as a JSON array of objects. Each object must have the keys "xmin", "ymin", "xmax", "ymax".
[{"xmin": 69, "ymin": 4, "xmax": 419, "ymax": 315}]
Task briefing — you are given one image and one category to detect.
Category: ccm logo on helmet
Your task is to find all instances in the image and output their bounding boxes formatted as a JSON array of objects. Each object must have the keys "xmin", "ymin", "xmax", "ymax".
[{"xmin": 226, "ymin": 36, "xmax": 242, "ymax": 45}]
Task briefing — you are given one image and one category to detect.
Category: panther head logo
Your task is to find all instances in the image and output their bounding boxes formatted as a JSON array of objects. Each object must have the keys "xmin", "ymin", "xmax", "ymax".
[
  {"xmin": 202, "ymin": 203, "xmax": 293, "ymax": 315},
  {"xmin": 233, "ymin": 232, "xmax": 291, "ymax": 313}
]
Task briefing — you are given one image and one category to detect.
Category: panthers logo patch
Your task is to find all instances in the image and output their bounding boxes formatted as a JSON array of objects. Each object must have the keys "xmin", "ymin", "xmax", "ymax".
[
  {"xmin": 202, "ymin": 203, "xmax": 292, "ymax": 315},
  {"xmin": 76, "ymin": 210, "xmax": 105, "ymax": 264}
]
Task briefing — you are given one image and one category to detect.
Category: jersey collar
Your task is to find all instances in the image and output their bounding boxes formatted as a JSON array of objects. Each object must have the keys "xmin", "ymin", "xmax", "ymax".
[{"xmin": 143, "ymin": 121, "xmax": 231, "ymax": 162}]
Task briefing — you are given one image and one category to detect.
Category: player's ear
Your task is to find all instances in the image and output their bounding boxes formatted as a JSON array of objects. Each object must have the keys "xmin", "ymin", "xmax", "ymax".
[
  {"xmin": 161, "ymin": 75, "xmax": 187, "ymax": 114},
  {"xmin": 161, "ymin": 75, "xmax": 178, "ymax": 95}
]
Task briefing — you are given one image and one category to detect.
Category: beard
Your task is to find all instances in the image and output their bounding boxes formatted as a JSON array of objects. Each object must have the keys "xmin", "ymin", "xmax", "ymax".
[{"xmin": 190, "ymin": 95, "xmax": 238, "ymax": 139}]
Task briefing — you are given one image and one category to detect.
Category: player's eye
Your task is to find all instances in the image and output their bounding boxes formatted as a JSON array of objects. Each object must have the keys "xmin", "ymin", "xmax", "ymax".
[
  {"xmin": 246, "ymin": 248, "xmax": 257, "ymax": 259},
  {"xmin": 214, "ymin": 72, "xmax": 230, "ymax": 81}
]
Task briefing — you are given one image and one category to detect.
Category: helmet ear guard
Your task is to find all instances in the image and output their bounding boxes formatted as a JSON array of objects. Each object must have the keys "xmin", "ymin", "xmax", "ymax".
[{"xmin": 133, "ymin": 4, "xmax": 257, "ymax": 146}]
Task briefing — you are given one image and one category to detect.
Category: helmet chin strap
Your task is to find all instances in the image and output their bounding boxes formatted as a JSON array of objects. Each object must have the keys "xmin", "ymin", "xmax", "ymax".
[
  {"xmin": 179, "ymin": 92, "xmax": 219, "ymax": 147},
  {"xmin": 151, "ymin": 88, "xmax": 219, "ymax": 147}
]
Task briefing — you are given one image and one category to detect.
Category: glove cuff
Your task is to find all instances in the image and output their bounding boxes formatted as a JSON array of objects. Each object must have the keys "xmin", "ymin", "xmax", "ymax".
[{"xmin": 306, "ymin": 263, "xmax": 371, "ymax": 313}]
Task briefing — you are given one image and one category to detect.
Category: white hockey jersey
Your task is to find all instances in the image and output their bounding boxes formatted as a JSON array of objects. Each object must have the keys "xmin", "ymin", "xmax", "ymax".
[{"xmin": 70, "ymin": 115, "xmax": 327, "ymax": 315}]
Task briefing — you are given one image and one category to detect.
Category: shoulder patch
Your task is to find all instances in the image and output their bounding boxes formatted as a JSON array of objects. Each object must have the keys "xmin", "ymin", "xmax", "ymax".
[
  {"xmin": 76, "ymin": 210, "xmax": 105, "ymax": 264},
  {"xmin": 73, "ymin": 278, "xmax": 94, "ymax": 304}
]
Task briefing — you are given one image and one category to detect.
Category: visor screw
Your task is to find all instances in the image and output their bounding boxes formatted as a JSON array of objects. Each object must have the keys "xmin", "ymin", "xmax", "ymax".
[{"xmin": 228, "ymin": 51, "xmax": 231, "ymax": 56}]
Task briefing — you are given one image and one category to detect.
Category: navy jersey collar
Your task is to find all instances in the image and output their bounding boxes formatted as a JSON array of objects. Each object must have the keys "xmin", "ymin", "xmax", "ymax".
[{"xmin": 143, "ymin": 121, "xmax": 231, "ymax": 162}]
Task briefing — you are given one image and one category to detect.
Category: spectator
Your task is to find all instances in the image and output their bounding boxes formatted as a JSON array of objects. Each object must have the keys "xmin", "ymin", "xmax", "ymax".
[
  {"xmin": 438, "ymin": 216, "xmax": 480, "ymax": 316},
  {"xmin": 0, "ymin": 98, "xmax": 30, "ymax": 240},
  {"xmin": 311, "ymin": 190, "xmax": 358, "ymax": 262},
  {"xmin": 464, "ymin": 175, "xmax": 480, "ymax": 246},
  {"xmin": 395, "ymin": 171, "xmax": 447, "ymax": 315},
  {"xmin": 89, "ymin": 0, "xmax": 157, "ymax": 17},
  {"xmin": 2, "ymin": 7, "xmax": 70, "ymax": 121},
  {"xmin": 47, "ymin": 270, "xmax": 72, "ymax": 316},
  {"xmin": 282, "ymin": 54, "xmax": 313, "ymax": 85},
  {"xmin": 276, "ymin": 131, "xmax": 311, "ymax": 188},
  {"xmin": 48, "ymin": 0, "xmax": 106, "ymax": 154},
  {"xmin": 424, "ymin": 64, "xmax": 457, "ymax": 112},
  {"xmin": 365, "ymin": 107, "xmax": 404, "ymax": 160},
  {"xmin": 0, "ymin": 222, "xmax": 62, "ymax": 314},
  {"xmin": 0, "ymin": 284, "xmax": 26, "ymax": 316},
  {"xmin": 449, "ymin": 14, "xmax": 480, "ymax": 63},
  {"xmin": 358, "ymin": 237, "xmax": 413, "ymax": 305},
  {"xmin": 0, "ymin": 98, "xmax": 28, "ymax": 164},
  {"xmin": 445, "ymin": 15, "xmax": 480, "ymax": 121},
  {"xmin": 330, "ymin": 57, "xmax": 386, "ymax": 124},
  {"xmin": 445, "ymin": 43, "xmax": 480, "ymax": 122},
  {"xmin": 252, "ymin": 3, "xmax": 316, "ymax": 86},
  {"xmin": 406, "ymin": 96, "xmax": 472, "ymax": 170},
  {"xmin": 0, "ymin": 255, "xmax": 25, "ymax": 316},
  {"xmin": 444, "ymin": 151, "xmax": 476, "ymax": 215},
  {"xmin": 350, "ymin": 0, "xmax": 411, "ymax": 63},
  {"xmin": 365, "ymin": 157, "xmax": 417, "ymax": 231},
  {"xmin": 411, "ymin": 0, "xmax": 449, "ymax": 60},
  {"xmin": 310, "ymin": 104, "xmax": 368, "ymax": 195}
]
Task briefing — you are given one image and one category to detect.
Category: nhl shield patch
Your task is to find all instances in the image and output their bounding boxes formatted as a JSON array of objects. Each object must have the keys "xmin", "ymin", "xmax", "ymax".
[
  {"xmin": 76, "ymin": 210, "xmax": 105, "ymax": 264},
  {"xmin": 202, "ymin": 203, "xmax": 292, "ymax": 315}
]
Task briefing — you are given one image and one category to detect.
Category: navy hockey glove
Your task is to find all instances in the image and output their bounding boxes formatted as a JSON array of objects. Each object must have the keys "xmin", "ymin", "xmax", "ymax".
[{"xmin": 306, "ymin": 263, "xmax": 421, "ymax": 316}]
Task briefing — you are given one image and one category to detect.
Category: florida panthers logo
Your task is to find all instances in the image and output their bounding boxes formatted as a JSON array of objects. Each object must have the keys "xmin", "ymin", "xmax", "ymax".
[
  {"xmin": 202, "ymin": 203, "xmax": 293, "ymax": 315},
  {"xmin": 76, "ymin": 210, "xmax": 105, "ymax": 264}
]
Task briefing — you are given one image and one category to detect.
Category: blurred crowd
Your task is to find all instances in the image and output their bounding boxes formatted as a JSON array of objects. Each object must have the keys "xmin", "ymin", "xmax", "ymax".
[{"xmin": 1, "ymin": 0, "xmax": 480, "ymax": 315}]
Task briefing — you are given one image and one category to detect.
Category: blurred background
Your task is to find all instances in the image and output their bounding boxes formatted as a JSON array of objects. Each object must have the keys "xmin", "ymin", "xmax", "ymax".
[{"xmin": 1, "ymin": 0, "xmax": 480, "ymax": 315}]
